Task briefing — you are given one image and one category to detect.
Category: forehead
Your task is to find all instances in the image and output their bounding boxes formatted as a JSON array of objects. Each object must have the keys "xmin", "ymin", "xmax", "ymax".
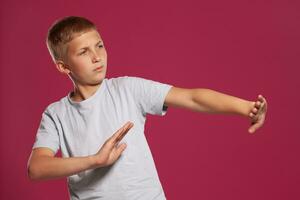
[{"xmin": 66, "ymin": 30, "xmax": 102, "ymax": 52}]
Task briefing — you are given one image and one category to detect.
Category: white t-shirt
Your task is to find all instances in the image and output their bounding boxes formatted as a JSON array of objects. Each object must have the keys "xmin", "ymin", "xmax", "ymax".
[{"xmin": 33, "ymin": 76, "xmax": 173, "ymax": 200}]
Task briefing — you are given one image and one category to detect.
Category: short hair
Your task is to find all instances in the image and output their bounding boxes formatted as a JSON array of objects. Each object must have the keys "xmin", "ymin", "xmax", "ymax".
[{"xmin": 46, "ymin": 16, "xmax": 97, "ymax": 62}]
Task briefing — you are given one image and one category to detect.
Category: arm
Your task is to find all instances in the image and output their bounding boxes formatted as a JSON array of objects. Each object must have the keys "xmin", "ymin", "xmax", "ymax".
[
  {"xmin": 27, "ymin": 122, "xmax": 134, "ymax": 181},
  {"xmin": 164, "ymin": 87, "xmax": 267, "ymax": 133},
  {"xmin": 27, "ymin": 148, "xmax": 96, "ymax": 180}
]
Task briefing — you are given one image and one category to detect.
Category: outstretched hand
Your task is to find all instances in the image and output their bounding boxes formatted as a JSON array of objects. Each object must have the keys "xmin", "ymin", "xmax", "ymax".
[
  {"xmin": 93, "ymin": 121, "xmax": 134, "ymax": 167},
  {"xmin": 248, "ymin": 95, "xmax": 268, "ymax": 134}
]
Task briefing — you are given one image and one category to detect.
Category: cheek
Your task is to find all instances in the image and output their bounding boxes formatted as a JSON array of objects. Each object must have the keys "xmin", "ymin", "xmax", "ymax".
[
  {"xmin": 70, "ymin": 57, "xmax": 90, "ymax": 69},
  {"xmin": 101, "ymin": 48, "xmax": 107, "ymax": 57}
]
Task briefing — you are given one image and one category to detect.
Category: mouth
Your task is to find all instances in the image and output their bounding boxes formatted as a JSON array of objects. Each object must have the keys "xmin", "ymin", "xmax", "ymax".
[{"xmin": 94, "ymin": 66, "xmax": 104, "ymax": 71}]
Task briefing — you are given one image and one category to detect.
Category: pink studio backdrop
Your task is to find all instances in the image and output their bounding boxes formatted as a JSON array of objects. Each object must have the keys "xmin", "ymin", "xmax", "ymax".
[{"xmin": 1, "ymin": 0, "xmax": 299, "ymax": 199}]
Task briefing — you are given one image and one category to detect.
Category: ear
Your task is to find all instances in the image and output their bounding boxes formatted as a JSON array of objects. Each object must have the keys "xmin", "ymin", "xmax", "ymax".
[{"xmin": 55, "ymin": 60, "xmax": 71, "ymax": 75}]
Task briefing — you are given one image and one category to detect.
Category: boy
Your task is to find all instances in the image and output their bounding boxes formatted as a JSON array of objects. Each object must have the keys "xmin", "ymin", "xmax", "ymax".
[{"xmin": 27, "ymin": 16, "xmax": 268, "ymax": 200}]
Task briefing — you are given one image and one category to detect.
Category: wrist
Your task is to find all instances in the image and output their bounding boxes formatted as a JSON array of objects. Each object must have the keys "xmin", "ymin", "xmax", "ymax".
[
  {"xmin": 88, "ymin": 154, "xmax": 106, "ymax": 169},
  {"xmin": 243, "ymin": 100, "xmax": 255, "ymax": 118},
  {"xmin": 88, "ymin": 155, "xmax": 99, "ymax": 169}
]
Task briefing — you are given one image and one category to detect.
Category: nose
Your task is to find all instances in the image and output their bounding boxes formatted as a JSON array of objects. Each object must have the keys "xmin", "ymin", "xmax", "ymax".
[{"xmin": 91, "ymin": 51, "xmax": 101, "ymax": 63}]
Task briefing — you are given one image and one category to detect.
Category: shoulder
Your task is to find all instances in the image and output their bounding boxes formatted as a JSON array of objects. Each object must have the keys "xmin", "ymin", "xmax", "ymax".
[{"xmin": 43, "ymin": 96, "xmax": 68, "ymax": 116}]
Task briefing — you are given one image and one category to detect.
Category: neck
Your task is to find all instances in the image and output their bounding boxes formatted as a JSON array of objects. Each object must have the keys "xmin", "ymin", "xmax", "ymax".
[{"xmin": 70, "ymin": 82, "xmax": 102, "ymax": 102}]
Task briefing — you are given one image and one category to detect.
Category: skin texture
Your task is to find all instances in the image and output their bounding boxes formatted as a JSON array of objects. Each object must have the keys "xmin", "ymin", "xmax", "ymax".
[
  {"xmin": 28, "ymin": 122, "xmax": 134, "ymax": 180},
  {"xmin": 56, "ymin": 29, "xmax": 108, "ymax": 102},
  {"xmin": 27, "ymin": 29, "xmax": 268, "ymax": 181},
  {"xmin": 164, "ymin": 88, "xmax": 267, "ymax": 134}
]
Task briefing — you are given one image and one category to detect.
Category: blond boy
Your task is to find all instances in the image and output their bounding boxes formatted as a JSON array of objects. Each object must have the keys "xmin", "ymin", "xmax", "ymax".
[{"xmin": 27, "ymin": 16, "xmax": 267, "ymax": 200}]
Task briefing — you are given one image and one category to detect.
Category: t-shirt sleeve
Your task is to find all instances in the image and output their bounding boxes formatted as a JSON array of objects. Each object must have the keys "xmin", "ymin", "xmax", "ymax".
[
  {"xmin": 32, "ymin": 108, "xmax": 60, "ymax": 154},
  {"xmin": 124, "ymin": 76, "xmax": 173, "ymax": 116}
]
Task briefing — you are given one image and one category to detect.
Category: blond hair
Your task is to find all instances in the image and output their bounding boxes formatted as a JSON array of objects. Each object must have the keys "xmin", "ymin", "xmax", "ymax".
[{"xmin": 46, "ymin": 16, "xmax": 97, "ymax": 62}]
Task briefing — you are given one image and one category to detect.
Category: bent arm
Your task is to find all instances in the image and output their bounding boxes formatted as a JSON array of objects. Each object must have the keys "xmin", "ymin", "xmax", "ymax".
[
  {"xmin": 27, "ymin": 147, "xmax": 97, "ymax": 181},
  {"xmin": 27, "ymin": 121, "xmax": 134, "ymax": 181},
  {"xmin": 164, "ymin": 87, "xmax": 254, "ymax": 117}
]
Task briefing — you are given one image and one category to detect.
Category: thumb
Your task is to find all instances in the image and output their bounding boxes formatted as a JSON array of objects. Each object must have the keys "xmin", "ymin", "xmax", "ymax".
[
  {"xmin": 248, "ymin": 122, "xmax": 261, "ymax": 134},
  {"xmin": 248, "ymin": 127, "xmax": 255, "ymax": 134}
]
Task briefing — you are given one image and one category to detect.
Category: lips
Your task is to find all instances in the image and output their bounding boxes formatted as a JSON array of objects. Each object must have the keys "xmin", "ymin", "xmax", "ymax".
[{"xmin": 94, "ymin": 66, "xmax": 103, "ymax": 71}]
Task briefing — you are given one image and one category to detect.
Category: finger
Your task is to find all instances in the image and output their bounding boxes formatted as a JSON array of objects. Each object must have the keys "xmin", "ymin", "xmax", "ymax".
[
  {"xmin": 116, "ymin": 143, "xmax": 127, "ymax": 155},
  {"xmin": 257, "ymin": 101, "xmax": 267, "ymax": 115},
  {"xmin": 105, "ymin": 143, "xmax": 127, "ymax": 164},
  {"xmin": 263, "ymin": 96, "xmax": 268, "ymax": 105},
  {"xmin": 252, "ymin": 107, "xmax": 258, "ymax": 114},
  {"xmin": 258, "ymin": 95, "xmax": 267, "ymax": 104},
  {"xmin": 248, "ymin": 121, "xmax": 262, "ymax": 134},
  {"xmin": 108, "ymin": 122, "xmax": 131, "ymax": 144},
  {"xmin": 249, "ymin": 112, "xmax": 255, "ymax": 118},
  {"xmin": 261, "ymin": 97, "xmax": 268, "ymax": 109},
  {"xmin": 257, "ymin": 95, "xmax": 268, "ymax": 111},
  {"xmin": 115, "ymin": 122, "xmax": 134, "ymax": 142},
  {"xmin": 105, "ymin": 123, "xmax": 132, "ymax": 151},
  {"xmin": 249, "ymin": 113, "xmax": 260, "ymax": 124},
  {"xmin": 255, "ymin": 101, "xmax": 261, "ymax": 109},
  {"xmin": 113, "ymin": 122, "xmax": 134, "ymax": 142}
]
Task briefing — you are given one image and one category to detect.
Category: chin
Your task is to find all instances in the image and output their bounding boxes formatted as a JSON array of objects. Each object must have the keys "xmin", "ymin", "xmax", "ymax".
[{"xmin": 95, "ymin": 77, "xmax": 105, "ymax": 85}]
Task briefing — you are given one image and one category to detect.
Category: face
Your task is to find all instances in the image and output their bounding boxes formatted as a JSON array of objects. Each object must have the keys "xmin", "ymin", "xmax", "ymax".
[{"xmin": 58, "ymin": 29, "xmax": 108, "ymax": 86}]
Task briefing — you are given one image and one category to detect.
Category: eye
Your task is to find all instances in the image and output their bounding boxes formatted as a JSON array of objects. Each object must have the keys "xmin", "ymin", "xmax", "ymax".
[
  {"xmin": 98, "ymin": 44, "xmax": 104, "ymax": 48},
  {"xmin": 79, "ymin": 50, "xmax": 87, "ymax": 55}
]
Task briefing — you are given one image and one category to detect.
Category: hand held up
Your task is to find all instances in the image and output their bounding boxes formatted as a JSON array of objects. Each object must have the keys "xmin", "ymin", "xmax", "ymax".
[{"xmin": 92, "ymin": 121, "xmax": 134, "ymax": 168}]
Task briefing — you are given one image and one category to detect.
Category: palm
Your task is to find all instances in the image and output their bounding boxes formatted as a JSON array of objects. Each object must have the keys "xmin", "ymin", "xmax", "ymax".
[
  {"xmin": 95, "ymin": 122, "xmax": 134, "ymax": 167},
  {"xmin": 98, "ymin": 144, "xmax": 125, "ymax": 165}
]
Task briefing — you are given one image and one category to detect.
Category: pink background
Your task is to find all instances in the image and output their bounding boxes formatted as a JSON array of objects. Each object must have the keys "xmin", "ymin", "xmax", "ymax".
[{"xmin": 1, "ymin": 0, "xmax": 299, "ymax": 199}]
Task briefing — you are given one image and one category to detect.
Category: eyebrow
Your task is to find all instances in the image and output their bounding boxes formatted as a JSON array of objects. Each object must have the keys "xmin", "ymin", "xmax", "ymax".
[{"xmin": 78, "ymin": 40, "xmax": 103, "ymax": 51}]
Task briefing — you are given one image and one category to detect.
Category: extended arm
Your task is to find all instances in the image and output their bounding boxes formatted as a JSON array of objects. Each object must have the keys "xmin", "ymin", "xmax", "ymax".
[{"xmin": 164, "ymin": 87, "xmax": 267, "ymax": 133}]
